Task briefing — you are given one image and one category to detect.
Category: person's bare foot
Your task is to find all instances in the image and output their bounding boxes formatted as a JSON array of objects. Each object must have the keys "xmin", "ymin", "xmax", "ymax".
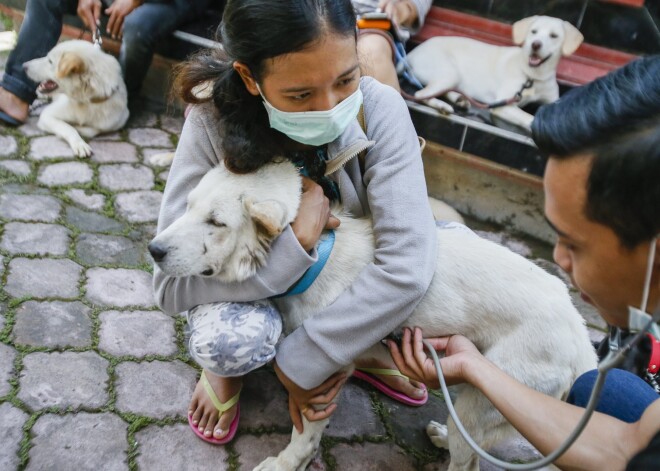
[
  {"xmin": 0, "ymin": 87, "xmax": 29, "ymax": 124},
  {"xmin": 188, "ymin": 371, "xmax": 242, "ymax": 441},
  {"xmin": 355, "ymin": 347, "xmax": 426, "ymax": 400}
]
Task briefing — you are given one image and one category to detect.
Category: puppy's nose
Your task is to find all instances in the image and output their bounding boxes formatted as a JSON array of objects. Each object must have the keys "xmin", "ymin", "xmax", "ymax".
[
  {"xmin": 148, "ymin": 242, "xmax": 168, "ymax": 262},
  {"xmin": 531, "ymin": 41, "xmax": 542, "ymax": 51}
]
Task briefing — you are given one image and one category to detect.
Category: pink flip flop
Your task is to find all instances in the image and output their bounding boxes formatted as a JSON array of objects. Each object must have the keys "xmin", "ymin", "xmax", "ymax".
[
  {"xmin": 353, "ymin": 368, "xmax": 428, "ymax": 407},
  {"xmin": 188, "ymin": 371, "xmax": 241, "ymax": 445}
]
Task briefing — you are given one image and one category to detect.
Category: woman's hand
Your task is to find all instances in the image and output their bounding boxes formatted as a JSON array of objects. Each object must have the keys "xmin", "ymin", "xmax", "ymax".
[
  {"xmin": 105, "ymin": 0, "xmax": 143, "ymax": 39},
  {"xmin": 291, "ymin": 177, "xmax": 340, "ymax": 252},
  {"xmin": 387, "ymin": 327, "xmax": 485, "ymax": 389},
  {"xmin": 77, "ymin": 0, "xmax": 102, "ymax": 31},
  {"xmin": 274, "ymin": 361, "xmax": 347, "ymax": 433},
  {"xmin": 378, "ymin": 0, "xmax": 417, "ymax": 27}
]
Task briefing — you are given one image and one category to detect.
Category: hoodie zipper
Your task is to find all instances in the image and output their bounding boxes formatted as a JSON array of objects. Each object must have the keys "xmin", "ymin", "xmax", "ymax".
[{"xmin": 324, "ymin": 140, "xmax": 375, "ymax": 177}]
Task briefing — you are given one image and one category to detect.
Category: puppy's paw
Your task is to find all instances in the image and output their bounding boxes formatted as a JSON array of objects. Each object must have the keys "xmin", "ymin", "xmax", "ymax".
[
  {"xmin": 71, "ymin": 139, "xmax": 92, "ymax": 158},
  {"xmin": 424, "ymin": 98, "xmax": 454, "ymax": 114},
  {"xmin": 149, "ymin": 151, "xmax": 175, "ymax": 167},
  {"xmin": 253, "ymin": 456, "xmax": 282, "ymax": 471},
  {"xmin": 427, "ymin": 420, "xmax": 449, "ymax": 449}
]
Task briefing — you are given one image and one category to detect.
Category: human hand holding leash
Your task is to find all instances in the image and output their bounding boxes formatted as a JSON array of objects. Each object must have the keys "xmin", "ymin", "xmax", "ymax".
[
  {"xmin": 378, "ymin": 0, "xmax": 417, "ymax": 27},
  {"xmin": 274, "ymin": 362, "xmax": 346, "ymax": 433},
  {"xmin": 77, "ymin": 0, "xmax": 102, "ymax": 31},
  {"xmin": 387, "ymin": 328, "xmax": 486, "ymax": 389},
  {"xmin": 105, "ymin": 0, "xmax": 143, "ymax": 39},
  {"xmin": 291, "ymin": 177, "xmax": 340, "ymax": 252}
]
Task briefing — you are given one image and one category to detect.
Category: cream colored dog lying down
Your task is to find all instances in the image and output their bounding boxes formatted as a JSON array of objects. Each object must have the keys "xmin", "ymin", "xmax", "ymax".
[
  {"xmin": 150, "ymin": 160, "xmax": 596, "ymax": 471},
  {"xmin": 23, "ymin": 40, "xmax": 129, "ymax": 157},
  {"xmin": 406, "ymin": 15, "xmax": 584, "ymax": 131}
]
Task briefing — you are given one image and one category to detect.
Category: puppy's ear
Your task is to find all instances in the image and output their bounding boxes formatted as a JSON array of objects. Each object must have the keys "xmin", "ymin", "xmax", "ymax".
[
  {"xmin": 512, "ymin": 16, "xmax": 538, "ymax": 45},
  {"xmin": 56, "ymin": 52, "xmax": 86, "ymax": 78},
  {"xmin": 561, "ymin": 21, "xmax": 584, "ymax": 56},
  {"xmin": 245, "ymin": 198, "xmax": 288, "ymax": 238}
]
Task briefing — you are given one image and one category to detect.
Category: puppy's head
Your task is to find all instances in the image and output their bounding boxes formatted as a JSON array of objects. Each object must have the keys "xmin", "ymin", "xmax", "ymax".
[
  {"xmin": 23, "ymin": 40, "xmax": 123, "ymax": 102},
  {"xmin": 149, "ymin": 160, "xmax": 301, "ymax": 282},
  {"xmin": 512, "ymin": 16, "xmax": 584, "ymax": 70}
]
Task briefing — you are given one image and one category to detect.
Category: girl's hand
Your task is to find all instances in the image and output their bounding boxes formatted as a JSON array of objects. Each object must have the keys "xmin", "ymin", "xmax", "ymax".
[
  {"xmin": 387, "ymin": 327, "xmax": 484, "ymax": 389},
  {"xmin": 291, "ymin": 177, "xmax": 340, "ymax": 252},
  {"xmin": 76, "ymin": 0, "xmax": 102, "ymax": 31},
  {"xmin": 274, "ymin": 362, "xmax": 347, "ymax": 433}
]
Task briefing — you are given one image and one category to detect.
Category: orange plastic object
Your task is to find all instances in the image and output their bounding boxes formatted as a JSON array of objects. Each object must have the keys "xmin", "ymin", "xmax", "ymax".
[{"xmin": 357, "ymin": 19, "xmax": 392, "ymax": 30}]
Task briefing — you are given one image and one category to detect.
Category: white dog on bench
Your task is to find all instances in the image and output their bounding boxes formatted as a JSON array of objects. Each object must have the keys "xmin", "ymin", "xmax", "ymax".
[
  {"xmin": 405, "ymin": 15, "xmax": 584, "ymax": 131},
  {"xmin": 150, "ymin": 159, "xmax": 596, "ymax": 471}
]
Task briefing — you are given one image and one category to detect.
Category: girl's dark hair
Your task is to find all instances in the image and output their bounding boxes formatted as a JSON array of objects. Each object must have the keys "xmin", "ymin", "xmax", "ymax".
[
  {"xmin": 532, "ymin": 55, "xmax": 660, "ymax": 248},
  {"xmin": 174, "ymin": 0, "xmax": 356, "ymax": 173}
]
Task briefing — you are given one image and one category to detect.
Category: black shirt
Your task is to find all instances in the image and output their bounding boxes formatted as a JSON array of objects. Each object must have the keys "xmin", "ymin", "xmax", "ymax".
[{"xmin": 626, "ymin": 430, "xmax": 660, "ymax": 470}]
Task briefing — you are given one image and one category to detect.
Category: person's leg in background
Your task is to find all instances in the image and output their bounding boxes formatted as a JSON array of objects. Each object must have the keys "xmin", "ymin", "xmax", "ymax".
[
  {"xmin": 119, "ymin": 0, "xmax": 211, "ymax": 101},
  {"xmin": 357, "ymin": 31, "xmax": 400, "ymax": 91},
  {"xmin": 567, "ymin": 368, "xmax": 658, "ymax": 423},
  {"xmin": 0, "ymin": 0, "xmax": 78, "ymax": 125}
]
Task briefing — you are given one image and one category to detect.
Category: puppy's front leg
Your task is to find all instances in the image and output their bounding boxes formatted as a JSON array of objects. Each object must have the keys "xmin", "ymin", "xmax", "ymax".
[
  {"xmin": 253, "ymin": 416, "xmax": 329, "ymax": 471},
  {"xmin": 38, "ymin": 101, "xmax": 92, "ymax": 157},
  {"xmin": 489, "ymin": 105, "xmax": 534, "ymax": 132}
]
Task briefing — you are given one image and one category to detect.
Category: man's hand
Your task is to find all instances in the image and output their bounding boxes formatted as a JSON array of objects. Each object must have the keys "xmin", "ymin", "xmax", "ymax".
[
  {"xmin": 274, "ymin": 362, "xmax": 347, "ymax": 433},
  {"xmin": 387, "ymin": 327, "xmax": 485, "ymax": 389},
  {"xmin": 105, "ymin": 0, "xmax": 143, "ymax": 39},
  {"xmin": 77, "ymin": 0, "xmax": 102, "ymax": 31},
  {"xmin": 378, "ymin": 0, "xmax": 417, "ymax": 27},
  {"xmin": 291, "ymin": 177, "xmax": 340, "ymax": 252}
]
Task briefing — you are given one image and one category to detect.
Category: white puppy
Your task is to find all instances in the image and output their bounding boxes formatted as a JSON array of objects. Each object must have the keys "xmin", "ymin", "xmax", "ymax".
[
  {"xmin": 150, "ymin": 160, "xmax": 596, "ymax": 471},
  {"xmin": 406, "ymin": 16, "xmax": 584, "ymax": 130},
  {"xmin": 24, "ymin": 40, "xmax": 129, "ymax": 157}
]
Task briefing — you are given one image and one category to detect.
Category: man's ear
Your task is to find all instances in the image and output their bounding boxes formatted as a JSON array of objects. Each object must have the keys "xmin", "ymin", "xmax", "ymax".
[
  {"xmin": 512, "ymin": 16, "xmax": 537, "ymax": 45},
  {"xmin": 57, "ymin": 52, "xmax": 86, "ymax": 78},
  {"xmin": 561, "ymin": 21, "xmax": 584, "ymax": 56},
  {"xmin": 233, "ymin": 61, "xmax": 260, "ymax": 96}
]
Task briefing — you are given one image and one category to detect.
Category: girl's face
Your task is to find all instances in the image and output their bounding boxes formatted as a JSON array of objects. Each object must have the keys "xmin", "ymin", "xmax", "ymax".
[{"xmin": 236, "ymin": 32, "xmax": 360, "ymax": 113}]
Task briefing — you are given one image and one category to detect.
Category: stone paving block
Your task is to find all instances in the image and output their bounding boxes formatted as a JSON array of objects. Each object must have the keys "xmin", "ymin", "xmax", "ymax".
[
  {"xmin": 17, "ymin": 116, "xmax": 46, "ymax": 137},
  {"xmin": 128, "ymin": 112, "xmax": 158, "ymax": 128},
  {"xmin": 0, "ymin": 159, "xmax": 31, "ymax": 176},
  {"xmin": 141, "ymin": 148, "xmax": 175, "ymax": 168},
  {"xmin": 13, "ymin": 301, "xmax": 92, "ymax": 348},
  {"xmin": 19, "ymin": 351, "xmax": 109, "ymax": 410},
  {"xmin": 0, "ymin": 135, "xmax": 18, "ymax": 156},
  {"xmin": 5, "ymin": 258, "xmax": 82, "ymax": 298},
  {"xmin": 241, "ymin": 369, "xmax": 291, "ymax": 429},
  {"xmin": 76, "ymin": 233, "xmax": 146, "ymax": 266},
  {"xmin": 135, "ymin": 423, "xmax": 230, "ymax": 470},
  {"xmin": 326, "ymin": 382, "xmax": 386, "ymax": 438},
  {"xmin": 28, "ymin": 412, "xmax": 127, "ymax": 471},
  {"xmin": 114, "ymin": 360, "xmax": 197, "ymax": 418},
  {"xmin": 234, "ymin": 434, "xmax": 295, "ymax": 471},
  {"xmin": 37, "ymin": 161, "xmax": 94, "ymax": 186},
  {"xmin": 114, "ymin": 190, "xmax": 162, "ymax": 223},
  {"xmin": 99, "ymin": 164, "xmax": 154, "ymax": 190},
  {"xmin": 128, "ymin": 128, "xmax": 172, "ymax": 148},
  {"xmin": 160, "ymin": 114, "xmax": 185, "ymax": 135},
  {"xmin": 385, "ymin": 392, "xmax": 450, "ymax": 453},
  {"xmin": 0, "ymin": 342, "xmax": 17, "ymax": 397},
  {"xmin": 66, "ymin": 206, "xmax": 126, "ymax": 233},
  {"xmin": 29, "ymin": 135, "xmax": 76, "ymax": 160},
  {"xmin": 0, "ymin": 403, "xmax": 29, "ymax": 471},
  {"xmin": 0, "ymin": 183, "xmax": 51, "ymax": 195},
  {"xmin": 98, "ymin": 310, "xmax": 176, "ymax": 357},
  {"xmin": 85, "ymin": 267, "xmax": 154, "ymax": 307},
  {"xmin": 1, "ymin": 222, "xmax": 70, "ymax": 255},
  {"xmin": 159, "ymin": 169, "xmax": 170, "ymax": 181},
  {"xmin": 331, "ymin": 442, "xmax": 418, "ymax": 471},
  {"xmin": 480, "ymin": 436, "xmax": 552, "ymax": 471},
  {"xmin": 65, "ymin": 189, "xmax": 105, "ymax": 211},
  {"xmin": 0, "ymin": 194, "xmax": 61, "ymax": 221},
  {"xmin": 94, "ymin": 131, "xmax": 122, "ymax": 141},
  {"xmin": 90, "ymin": 140, "xmax": 138, "ymax": 163}
]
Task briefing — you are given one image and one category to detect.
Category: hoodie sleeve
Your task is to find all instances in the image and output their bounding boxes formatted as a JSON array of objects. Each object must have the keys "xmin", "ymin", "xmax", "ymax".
[
  {"xmin": 152, "ymin": 104, "xmax": 317, "ymax": 315},
  {"xmin": 406, "ymin": 0, "xmax": 432, "ymax": 33},
  {"xmin": 275, "ymin": 79, "xmax": 438, "ymax": 389}
]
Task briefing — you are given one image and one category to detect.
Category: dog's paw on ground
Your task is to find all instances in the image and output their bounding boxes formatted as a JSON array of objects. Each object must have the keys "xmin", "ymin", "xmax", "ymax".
[
  {"xmin": 427, "ymin": 420, "xmax": 449, "ymax": 449},
  {"xmin": 71, "ymin": 139, "xmax": 92, "ymax": 157}
]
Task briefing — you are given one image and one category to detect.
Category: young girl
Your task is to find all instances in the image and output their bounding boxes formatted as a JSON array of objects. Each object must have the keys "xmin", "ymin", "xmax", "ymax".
[{"xmin": 153, "ymin": 0, "xmax": 436, "ymax": 444}]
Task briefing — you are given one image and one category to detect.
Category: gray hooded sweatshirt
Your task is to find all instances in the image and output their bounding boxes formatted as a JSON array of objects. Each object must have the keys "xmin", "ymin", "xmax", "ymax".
[{"xmin": 153, "ymin": 77, "xmax": 437, "ymax": 389}]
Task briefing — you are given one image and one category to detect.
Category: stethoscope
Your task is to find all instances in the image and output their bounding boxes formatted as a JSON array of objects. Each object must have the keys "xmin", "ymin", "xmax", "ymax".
[{"xmin": 426, "ymin": 239, "xmax": 658, "ymax": 470}]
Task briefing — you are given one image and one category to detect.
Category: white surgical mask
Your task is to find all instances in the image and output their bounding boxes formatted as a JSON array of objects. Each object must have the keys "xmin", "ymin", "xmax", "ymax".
[
  {"xmin": 628, "ymin": 236, "xmax": 660, "ymax": 338},
  {"xmin": 257, "ymin": 85, "xmax": 363, "ymax": 146}
]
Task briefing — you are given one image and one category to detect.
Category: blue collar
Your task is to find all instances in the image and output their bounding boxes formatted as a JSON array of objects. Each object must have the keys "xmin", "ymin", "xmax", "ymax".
[{"xmin": 273, "ymin": 230, "xmax": 335, "ymax": 298}]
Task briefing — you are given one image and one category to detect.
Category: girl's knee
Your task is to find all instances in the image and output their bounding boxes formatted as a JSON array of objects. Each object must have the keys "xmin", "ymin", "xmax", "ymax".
[{"xmin": 187, "ymin": 301, "xmax": 282, "ymax": 376}]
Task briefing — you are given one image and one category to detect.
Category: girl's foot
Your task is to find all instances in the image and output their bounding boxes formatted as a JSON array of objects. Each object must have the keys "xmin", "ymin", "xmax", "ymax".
[
  {"xmin": 188, "ymin": 371, "xmax": 242, "ymax": 441},
  {"xmin": 355, "ymin": 355, "xmax": 427, "ymax": 403},
  {"xmin": 0, "ymin": 87, "xmax": 29, "ymax": 125}
]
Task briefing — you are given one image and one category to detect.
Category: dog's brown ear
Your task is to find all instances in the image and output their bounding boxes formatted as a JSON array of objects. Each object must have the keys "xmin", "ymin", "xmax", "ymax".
[
  {"xmin": 245, "ymin": 198, "xmax": 288, "ymax": 238},
  {"xmin": 512, "ymin": 16, "xmax": 538, "ymax": 45},
  {"xmin": 57, "ymin": 52, "xmax": 86, "ymax": 78},
  {"xmin": 561, "ymin": 21, "xmax": 584, "ymax": 56}
]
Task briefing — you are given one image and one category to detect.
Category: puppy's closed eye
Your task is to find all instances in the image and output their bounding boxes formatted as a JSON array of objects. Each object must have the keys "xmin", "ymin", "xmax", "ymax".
[{"xmin": 207, "ymin": 217, "xmax": 226, "ymax": 228}]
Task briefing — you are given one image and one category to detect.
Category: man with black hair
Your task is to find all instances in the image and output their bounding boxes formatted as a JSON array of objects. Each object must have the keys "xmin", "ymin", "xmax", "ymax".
[{"xmin": 389, "ymin": 55, "xmax": 660, "ymax": 469}]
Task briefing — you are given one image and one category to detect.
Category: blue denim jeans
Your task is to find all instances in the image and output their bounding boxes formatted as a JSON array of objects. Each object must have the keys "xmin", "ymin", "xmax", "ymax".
[
  {"xmin": 567, "ymin": 368, "xmax": 659, "ymax": 423},
  {"xmin": 1, "ymin": 0, "xmax": 211, "ymax": 102}
]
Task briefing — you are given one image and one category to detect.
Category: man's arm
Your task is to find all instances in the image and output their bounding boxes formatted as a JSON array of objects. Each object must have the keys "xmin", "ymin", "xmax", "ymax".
[{"xmin": 389, "ymin": 329, "xmax": 659, "ymax": 470}]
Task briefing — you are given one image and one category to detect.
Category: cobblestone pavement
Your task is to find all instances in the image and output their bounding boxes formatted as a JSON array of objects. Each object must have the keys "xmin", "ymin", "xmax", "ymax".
[{"xmin": 0, "ymin": 33, "xmax": 608, "ymax": 471}]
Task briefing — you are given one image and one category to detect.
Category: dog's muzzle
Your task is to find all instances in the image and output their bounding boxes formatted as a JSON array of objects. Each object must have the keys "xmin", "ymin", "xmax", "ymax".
[{"xmin": 148, "ymin": 241, "xmax": 168, "ymax": 263}]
